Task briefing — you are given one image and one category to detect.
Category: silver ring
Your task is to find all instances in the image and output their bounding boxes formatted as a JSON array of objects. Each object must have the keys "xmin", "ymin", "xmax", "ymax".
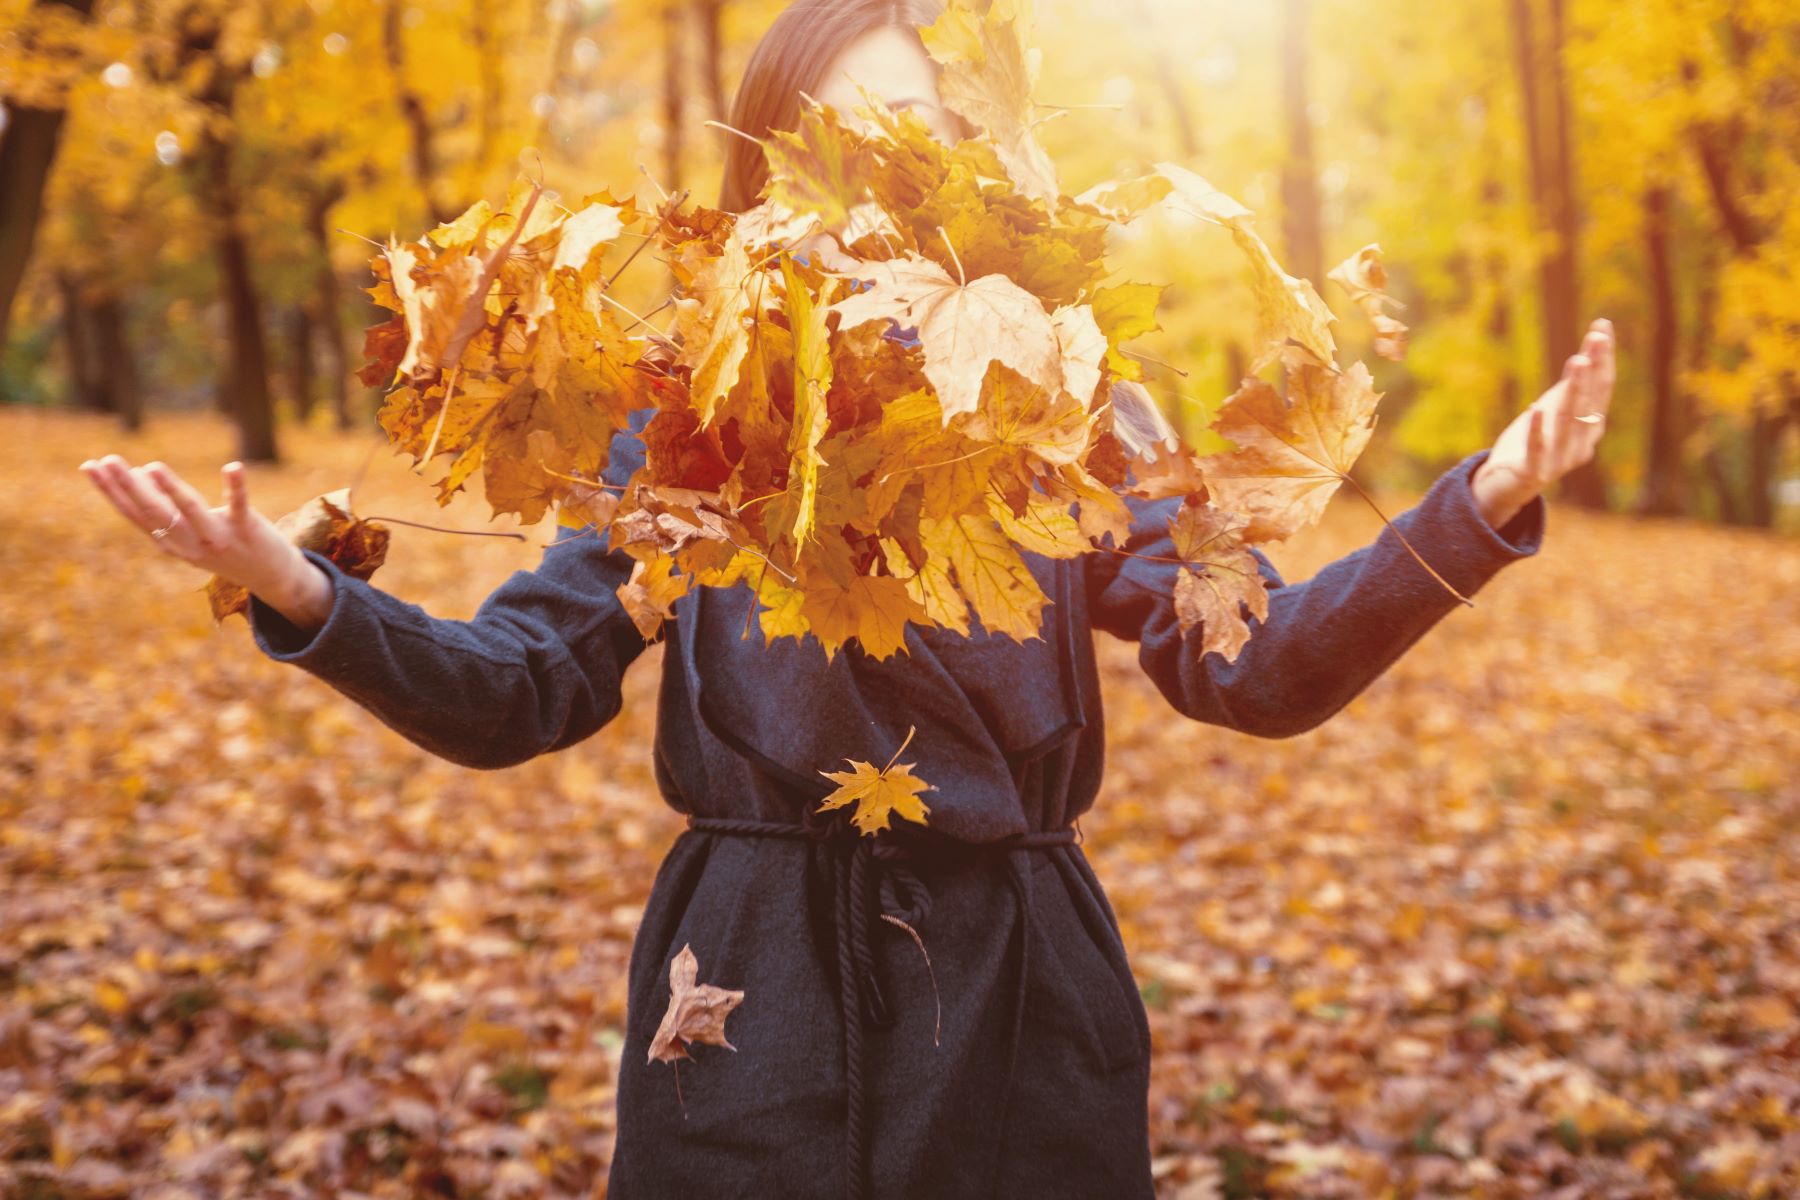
[{"xmin": 151, "ymin": 510, "xmax": 182, "ymax": 539}]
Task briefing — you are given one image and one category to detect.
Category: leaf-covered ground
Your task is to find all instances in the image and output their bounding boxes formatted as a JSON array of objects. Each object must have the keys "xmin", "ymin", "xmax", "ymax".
[{"xmin": 6, "ymin": 409, "xmax": 1797, "ymax": 1198}]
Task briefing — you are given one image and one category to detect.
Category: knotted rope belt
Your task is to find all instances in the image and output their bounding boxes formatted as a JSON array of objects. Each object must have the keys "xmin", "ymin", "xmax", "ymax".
[{"xmin": 685, "ymin": 813, "xmax": 1080, "ymax": 1200}]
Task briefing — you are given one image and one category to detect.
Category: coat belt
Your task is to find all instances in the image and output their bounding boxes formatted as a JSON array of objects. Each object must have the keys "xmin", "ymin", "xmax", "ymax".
[{"xmin": 684, "ymin": 813, "xmax": 1080, "ymax": 1200}]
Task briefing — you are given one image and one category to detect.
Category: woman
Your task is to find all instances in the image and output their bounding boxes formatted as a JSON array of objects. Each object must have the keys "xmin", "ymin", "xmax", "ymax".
[{"xmin": 77, "ymin": 1, "xmax": 1615, "ymax": 1196}]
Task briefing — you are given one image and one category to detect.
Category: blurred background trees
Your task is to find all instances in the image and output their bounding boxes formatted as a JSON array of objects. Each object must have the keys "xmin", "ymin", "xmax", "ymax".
[{"xmin": 1, "ymin": 0, "xmax": 1794, "ymax": 526}]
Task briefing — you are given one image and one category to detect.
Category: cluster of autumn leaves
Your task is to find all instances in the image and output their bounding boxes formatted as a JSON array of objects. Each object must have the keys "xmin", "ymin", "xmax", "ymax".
[{"xmin": 353, "ymin": 0, "xmax": 1408, "ymax": 665}]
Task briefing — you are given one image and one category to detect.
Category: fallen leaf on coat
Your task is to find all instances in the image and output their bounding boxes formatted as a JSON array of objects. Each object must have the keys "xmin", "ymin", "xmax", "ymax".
[
  {"xmin": 647, "ymin": 944, "xmax": 745, "ymax": 1065},
  {"xmin": 817, "ymin": 724, "xmax": 937, "ymax": 836}
]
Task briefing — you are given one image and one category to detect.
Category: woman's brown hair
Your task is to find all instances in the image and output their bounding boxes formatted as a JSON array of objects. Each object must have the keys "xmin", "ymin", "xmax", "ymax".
[{"xmin": 718, "ymin": 0, "xmax": 945, "ymax": 213}]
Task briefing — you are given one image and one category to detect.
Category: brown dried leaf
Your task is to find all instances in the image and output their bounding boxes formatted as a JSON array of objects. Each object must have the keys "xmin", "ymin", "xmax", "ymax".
[{"xmin": 647, "ymin": 944, "xmax": 745, "ymax": 1064}]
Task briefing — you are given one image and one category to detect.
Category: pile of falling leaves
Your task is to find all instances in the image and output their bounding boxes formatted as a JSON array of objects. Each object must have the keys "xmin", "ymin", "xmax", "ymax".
[
  {"xmin": 9, "ymin": 408, "xmax": 1800, "ymax": 1198},
  {"xmin": 347, "ymin": 0, "xmax": 1423, "ymax": 697}
]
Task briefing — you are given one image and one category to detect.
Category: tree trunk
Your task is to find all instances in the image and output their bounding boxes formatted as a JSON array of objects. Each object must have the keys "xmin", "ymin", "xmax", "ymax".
[
  {"xmin": 1279, "ymin": 0, "xmax": 1367, "ymax": 487},
  {"xmin": 203, "ymin": 133, "xmax": 279, "ymax": 463},
  {"xmin": 1681, "ymin": 276, "xmax": 1717, "ymax": 518},
  {"xmin": 1510, "ymin": 0, "xmax": 1607, "ymax": 508},
  {"xmin": 384, "ymin": 0, "xmax": 447, "ymax": 225},
  {"xmin": 1745, "ymin": 406, "xmax": 1785, "ymax": 528},
  {"xmin": 1151, "ymin": 53, "xmax": 1200, "ymax": 157},
  {"xmin": 305, "ymin": 186, "xmax": 355, "ymax": 429},
  {"xmin": 1477, "ymin": 178, "xmax": 1519, "ymax": 444},
  {"xmin": 696, "ymin": 0, "xmax": 729, "ymax": 123},
  {"xmin": 472, "ymin": 0, "xmax": 503, "ymax": 169},
  {"xmin": 0, "ymin": 0, "xmax": 97, "ymax": 351},
  {"xmin": 59, "ymin": 273, "xmax": 142, "ymax": 430},
  {"xmin": 661, "ymin": 0, "xmax": 685, "ymax": 194},
  {"xmin": 1278, "ymin": 0, "xmax": 1323, "ymax": 289},
  {"xmin": 90, "ymin": 293, "xmax": 142, "ymax": 433},
  {"xmin": 1636, "ymin": 185, "xmax": 1684, "ymax": 516},
  {"xmin": 58, "ymin": 273, "xmax": 102, "ymax": 410},
  {"xmin": 1, "ymin": 109, "xmax": 71, "ymax": 355},
  {"xmin": 1701, "ymin": 441, "xmax": 1744, "ymax": 525},
  {"xmin": 287, "ymin": 306, "xmax": 317, "ymax": 423},
  {"xmin": 1126, "ymin": 0, "xmax": 1199, "ymax": 156}
]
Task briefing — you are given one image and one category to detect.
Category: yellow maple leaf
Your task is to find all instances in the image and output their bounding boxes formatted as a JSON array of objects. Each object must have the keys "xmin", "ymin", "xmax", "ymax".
[
  {"xmin": 783, "ymin": 254, "xmax": 835, "ymax": 546},
  {"xmin": 798, "ymin": 566, "xmax": 928, "ymax": 660},
  {"xmin": 881, "ymin": 536, "xmax": 973, "ymax": 637},
  {"xmin": 817, "ymin": 726, "xmax": 936, "ymax": 836},
  {"xmin": 920, "ymin": 512, "xmax": 1049, "ymax": 642},
  {"xmin": 1200, "ymin": 353, "xmax": 1382, "ymax": 542},
  {"xmin": 763, "ymin": 100, "xmax": 878, "ymax": 234},
  {"xmin": 829, "ymin": 251, "xmax": 1064, "ymax": 422},
  {"xmin": 1167, "ymin": 503, "xmax": 1271, "ymax": 663},
  {"xmin": 672, "ymin": 224, "xmax": 759, "ymax": 427},
  {"xmin": 920, "ymin": 0, "xmax": 1059, "ymax": 203},
  {"xmin": 615, "ymin": 552, "xmax": 690, "ymax": 641}
]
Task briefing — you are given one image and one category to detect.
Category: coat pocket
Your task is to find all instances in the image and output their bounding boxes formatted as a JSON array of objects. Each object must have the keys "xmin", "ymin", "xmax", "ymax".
[{"xmin": 1028, "ymin": 853, "xmax": 1150, "ymax": 1074}]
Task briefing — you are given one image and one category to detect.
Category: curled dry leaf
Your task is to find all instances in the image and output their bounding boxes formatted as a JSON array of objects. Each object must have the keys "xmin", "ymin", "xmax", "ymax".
[
  {"xmin": 1328, "ymin": 243, "xmax": 1409, "ymax": 362},
  {"xmin": 207, "ymin": 489, "xmax": 389, "ymax": 622},
  {"xmin": 647, "ymin": 944, "xmax": 746, "ymax": 1065}
]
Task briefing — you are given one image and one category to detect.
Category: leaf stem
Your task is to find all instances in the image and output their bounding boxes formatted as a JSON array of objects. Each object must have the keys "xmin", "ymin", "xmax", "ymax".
[
  {"xmin": 719, "ymin": 535, "xmax": 798, "ymax": 584},
  {"xmin": 618, "ymin": 297, "xmax": 674, "ymax": 335},
  {"xmin": 599, "ymin": 292, "xmax": 680, "ymax": 351},
  {"xmin": 1119, "ymin": 347, "xmax": 1191, "ymax": 378},
  {"xmin": 606, "ymin": 191, "xmax": 687, "ymax": 291},
  {"xmin": 883, "ymin": 724, "xmax": 918, "ymax": 774},
  {"xmin": 936, "ymin": 225, "xmax": 965, "ymax": 287},
  {"xmin": 876, "ymin": 443, "xmax": 993, "ymax": 486},
  {"xmin": 420, "ymin": 365, "xmax": 459, "ymax": 466},
  {"xmin": 880, "ymin": 912, "xmax": 942, "ymax": 1047},
  {"xmin": 743, "ymin": 560, "xmax": 767, "ymax": 640},
  {"xmin": 1337, "ymin": 472, "xmax": 1473, "ymax": 606},
  {"xmin": 359, "ymin": 514, "xmax": 527, "ymax": 540},
  {"xmin": 637, "ymin": 162, "xmax": 671, "ymax": 203},
  {"xmin": 535, "ymin": 462, "xmax": 629, "ymax": 492},
  {"xmin": 704, "ymin": 119, "xmax": 765, "ymax": 147},
  {"xmin": 1096, "ymin": 542, "xmax": 1259, "ymax": 578}
]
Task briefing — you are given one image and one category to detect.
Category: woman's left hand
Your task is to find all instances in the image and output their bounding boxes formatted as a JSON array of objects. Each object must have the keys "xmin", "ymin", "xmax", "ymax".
[{"xmin": 1471, "ymin": 317, "xmax": 1616, "ymax": 530}]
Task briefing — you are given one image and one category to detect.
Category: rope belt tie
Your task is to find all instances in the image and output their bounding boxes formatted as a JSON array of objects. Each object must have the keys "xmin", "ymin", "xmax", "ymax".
[{"xmin": 684, "ymin": 813, "xmax": 1080, "ymax": 1200}]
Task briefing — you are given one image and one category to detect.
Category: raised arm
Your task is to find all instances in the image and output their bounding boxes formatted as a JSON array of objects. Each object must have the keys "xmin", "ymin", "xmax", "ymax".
[
  {"xmin": 78, "ymin": 415, "xmax": 655, "ymax": 772},
  {"xmin": 1086, "ymin": 448, "xmax": 1546, "ymax": 737},
  {"xmin": 244, "ymin": 524, "xmax": 650, "ymax": 770},
  {"xmin": 1089, "ymin": 316, "xmax": 1614, "ymax": 736},
  {"xmin": 245, "ymin": 412, "xmax": 655, "ymax": 770}
]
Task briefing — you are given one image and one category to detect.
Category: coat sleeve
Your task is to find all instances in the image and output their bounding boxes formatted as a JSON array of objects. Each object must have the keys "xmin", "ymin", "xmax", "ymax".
[
  {"xmin": 245, "ymin": 524, "xmax": 652, "ymax": 770},
  {"xmin": 1085, "ymin": 447, "xmax": 1547, "ymax": 738}
]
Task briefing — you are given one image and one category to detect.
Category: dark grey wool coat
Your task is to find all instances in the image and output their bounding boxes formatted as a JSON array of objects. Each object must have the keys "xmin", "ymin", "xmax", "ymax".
[{"xmin": 248, "ymin": 417, "xmax": 1545, "ymax": 1200}]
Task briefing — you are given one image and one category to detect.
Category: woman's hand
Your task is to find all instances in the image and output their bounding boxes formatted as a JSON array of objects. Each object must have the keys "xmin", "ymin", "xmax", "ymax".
[
  {"xmin": 1471, "ymin": 318, "xmax": 1616, "ymax": 530},
  {"xmin": 76, "ymin": 455, "xmax": 331, "ymax": 626}
]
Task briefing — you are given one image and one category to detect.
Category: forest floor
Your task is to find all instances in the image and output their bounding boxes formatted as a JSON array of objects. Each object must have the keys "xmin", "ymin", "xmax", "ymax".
[{"xmin": 4, "ymin": 408, "xmax": 1798, "ymax": 1199}]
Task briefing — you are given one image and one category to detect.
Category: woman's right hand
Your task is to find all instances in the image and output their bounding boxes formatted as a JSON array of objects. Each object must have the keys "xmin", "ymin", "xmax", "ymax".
[{"xmin": 77, "ymin": 455, "xmax": 329, "ymax": 624}]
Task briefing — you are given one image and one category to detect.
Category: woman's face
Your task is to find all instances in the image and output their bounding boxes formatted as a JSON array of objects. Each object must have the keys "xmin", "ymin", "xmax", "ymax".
[{"xmin": 811, "ymin": 25, "xmax": 962, "ymax": 145}]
